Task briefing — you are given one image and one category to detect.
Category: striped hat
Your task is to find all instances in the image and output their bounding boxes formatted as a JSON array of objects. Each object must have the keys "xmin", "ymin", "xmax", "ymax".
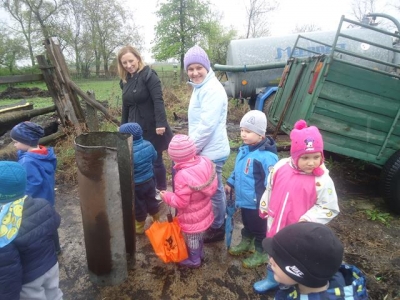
[
  {"xmin": 168, "ymin": 134, "xmax": 197, "ymax": 163},
  {"xmin": 119, "ymin": 123, "xmax": 143, "ymax": 140}
]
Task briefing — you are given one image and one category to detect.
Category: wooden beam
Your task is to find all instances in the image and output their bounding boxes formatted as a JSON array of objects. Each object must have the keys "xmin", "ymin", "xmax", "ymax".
[
  {"xmin": 68, "ymin": 79, "xmax": 120, "ymax": 126},
  {"xmin": 0, "ymin": 74, "xmax": 44, "ymax": 84}
]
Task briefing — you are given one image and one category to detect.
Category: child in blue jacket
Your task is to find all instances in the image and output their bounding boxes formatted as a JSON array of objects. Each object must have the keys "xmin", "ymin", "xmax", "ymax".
[
  {"xmin": 11, "ymin": 121, "xmax": 60, "ymax": 253},
  {"xmin": 0, "ymin": 161, "xmax": 62, "ymax": 300},
  {"xmin": 119, "ymin": 123, "xmax": 160, "ymax": 234},
  {"xmin": 225, "ymin": 110, "xmax": 278, "ymax": 268}
]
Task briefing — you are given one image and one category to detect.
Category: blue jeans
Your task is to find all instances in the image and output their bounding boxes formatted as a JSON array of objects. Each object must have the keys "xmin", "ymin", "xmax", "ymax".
[
  {"xmin": 210, "ymin": 160, "xmax": 226, "ymax": 229},
  {"xmin": 153, "ymin": 151, "xmax": 167, "ymax": 191}
]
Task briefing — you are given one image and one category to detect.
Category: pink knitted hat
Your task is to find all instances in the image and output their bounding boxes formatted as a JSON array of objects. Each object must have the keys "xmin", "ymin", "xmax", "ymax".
[
  {"xmin": 168, "ymin": 134, "xmax": 197, "ymax": 163},
  {"xmin": 290, "ymin": 120, "xmax": 324, "ymax": 175}
]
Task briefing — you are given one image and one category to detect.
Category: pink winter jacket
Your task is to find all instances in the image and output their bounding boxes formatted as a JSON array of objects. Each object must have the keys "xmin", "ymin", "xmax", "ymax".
[
  {"xmin": 259, "ymin": 158, "xmax": 339, "ymax": 238},
  {"xmin": 162, "ymin": 156, "xmax": 217, "ymax": 234}
]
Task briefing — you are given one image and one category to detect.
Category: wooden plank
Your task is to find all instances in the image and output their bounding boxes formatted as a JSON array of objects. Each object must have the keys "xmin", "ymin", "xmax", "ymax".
[
  {"xmin": 326, "ymin": 60, "xmax": 400, "ymax": 99},
  {"xmin": 314, "ymin": 98, "xmax": 400, "ymax": 134},
  {"xmin": 0, "ymin": 103, "xmax": 34, "ymax": 114},
  {"xmin": 0, "ymin": 74, "xmax": 44, "ymax": 84},
  {"xmin": 309, "ymin": 114, "xmax": 400, "ymax": 161},
  {"xmin": 319, "ymin": 81, "xmax": 399, "ymax": 117}
]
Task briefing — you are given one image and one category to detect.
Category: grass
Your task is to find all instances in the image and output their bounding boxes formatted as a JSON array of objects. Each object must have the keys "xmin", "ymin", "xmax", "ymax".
[{"xmin": 0, "ymin": 78, "xmax": 284, "ymax": 187}]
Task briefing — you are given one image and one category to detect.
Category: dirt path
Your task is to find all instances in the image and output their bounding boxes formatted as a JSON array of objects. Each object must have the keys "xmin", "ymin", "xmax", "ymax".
[{"xmin": 56, "ymin": 161, "xmax": 400, "ymax": 299}]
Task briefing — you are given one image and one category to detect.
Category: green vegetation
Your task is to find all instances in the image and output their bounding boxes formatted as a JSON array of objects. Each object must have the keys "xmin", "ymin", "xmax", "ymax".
[{"xmin": 365, "ymin": 209, "xmax": 393, "ymax": 227}]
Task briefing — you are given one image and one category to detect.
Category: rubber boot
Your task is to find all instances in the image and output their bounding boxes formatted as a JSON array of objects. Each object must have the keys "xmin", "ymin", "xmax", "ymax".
[
  {"xmin": 242, "ymin": 249, "xmax": 269, "ymax": 268},
  {"xmin": 151, "ymin": 212, "xmax": 160, "ymax": 222},
  {"xmin": 178, "ymin": 245, "xmax": 201, "ymax": 268},
  {"xmin": 229, "ymin": 237, "xmax": 255, "ymax": 256},
  {"xmin": 199, "ymin": 240, "xmax": 205, "ymax": 261},
  {"xmin": 135, "ymin": 220, "xmax": 145, "ymax": 235},
  {"xmin": 253, "ymin": 266, "xmax": 279, "ymax": 294}
]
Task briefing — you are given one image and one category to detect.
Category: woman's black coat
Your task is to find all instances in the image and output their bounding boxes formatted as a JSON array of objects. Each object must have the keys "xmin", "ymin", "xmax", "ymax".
[{"xmin": 120, "ymin": 66, "xmax": 172, "ymax": 152}]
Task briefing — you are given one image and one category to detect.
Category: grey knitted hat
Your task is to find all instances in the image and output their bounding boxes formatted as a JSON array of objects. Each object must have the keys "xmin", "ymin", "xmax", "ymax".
[{"xmin": 240, "ymin": 110, "xmax": 267, "ymax": 137}]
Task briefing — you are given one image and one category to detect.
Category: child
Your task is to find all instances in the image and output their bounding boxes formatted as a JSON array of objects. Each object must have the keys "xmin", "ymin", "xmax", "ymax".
[
  {"xmin": 160, "ymin": 134, "xmax": 217, "ymax": 268},
  {"xmin": 10, "ymin": 121, "xmax": 60, "ymax": 253},
  {"xmin": 225, "ymin": 110, "xmax": 278, "ymax": 268},
  {"xmin": 119, "ymin": 123, "xmax": 160, "ymax": 234},
  {"xmin": 0, "ymin": 161, "xmax": 62, "ymax": 300},
  {"xmin": 262, "ymin": 222, "xmax": 368, "ymax": 299},
  {"xmin": 254, "ymin": 119, "xmax": 340, "ymax": 293}
]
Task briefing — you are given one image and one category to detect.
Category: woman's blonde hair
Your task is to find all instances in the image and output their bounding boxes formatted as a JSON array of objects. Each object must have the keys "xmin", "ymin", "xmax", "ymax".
[{"xmin": 117, "ymin": 46, "xmax": 146, "ymax": 83}]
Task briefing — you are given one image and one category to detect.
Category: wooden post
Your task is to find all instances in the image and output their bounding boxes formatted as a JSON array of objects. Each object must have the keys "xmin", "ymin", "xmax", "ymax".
[
  {"xmin": 40, "ymin": 38, "xmax": 87, "ymax": 134},
  {"xmin": 86, "ymin": 91, "xmax": 99, "ymax": 131}
]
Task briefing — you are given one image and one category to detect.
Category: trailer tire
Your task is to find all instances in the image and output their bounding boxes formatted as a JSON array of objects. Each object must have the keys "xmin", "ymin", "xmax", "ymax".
[{"xmin": 380, "ymin": 150, "xmax": 400, "ymax": 214}]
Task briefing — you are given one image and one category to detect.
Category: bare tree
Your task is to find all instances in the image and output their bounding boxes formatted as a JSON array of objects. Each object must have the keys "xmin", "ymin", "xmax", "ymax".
[
  {"xmin": 20, "ymin": 0, "xmax": 63, "ymax": 39},
  {"xmin": 2, "ymin": 0, "xmax": 39, "ymax": 66},
  {"xmin": 292, "ymin": 24, "xmax": 322, "ymax": 34},
  {"xmin": 244, "ymin": 0, "xmax": 278, "ymax": 38},
  {"xmin": 351, "ymin": 0, "xmax": 376, "ymax": 22}
]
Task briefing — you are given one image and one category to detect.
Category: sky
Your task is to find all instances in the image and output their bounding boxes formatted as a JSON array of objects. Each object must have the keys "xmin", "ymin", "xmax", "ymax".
[{"xmin": 131, "ymin": 0, "xmax": 400, "ymax": 62}]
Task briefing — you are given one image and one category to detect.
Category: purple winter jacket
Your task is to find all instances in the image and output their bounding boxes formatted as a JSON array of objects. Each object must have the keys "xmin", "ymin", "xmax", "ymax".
[{"xmin": 162, "ymin": 156, "xmax": 217, "ymax": 233}]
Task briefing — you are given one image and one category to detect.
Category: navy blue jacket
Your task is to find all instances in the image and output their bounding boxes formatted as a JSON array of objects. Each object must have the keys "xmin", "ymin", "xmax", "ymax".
[
  {"xmin": 274, "ymin": 264, "xmax": 368, "ymax": 299},
  {"xmin": 18, "ymin": 147, "xmax": 57, "ymax": 205},
  {"xmin": 132, "ymin": 137, "xmax": 157, "ymax": 184},
  {"xmin": 227, "ymin": 137, "xmax": 278, "ymax": 209},
  {"xmin": 0, "ymin": 196, "xmax": 60, "ymax": 300}
]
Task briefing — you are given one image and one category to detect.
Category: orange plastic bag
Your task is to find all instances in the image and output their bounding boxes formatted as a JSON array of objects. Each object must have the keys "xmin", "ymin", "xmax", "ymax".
[{"xmin": 145, "ymin": 214, "xmax": 188, "ymax": 263}]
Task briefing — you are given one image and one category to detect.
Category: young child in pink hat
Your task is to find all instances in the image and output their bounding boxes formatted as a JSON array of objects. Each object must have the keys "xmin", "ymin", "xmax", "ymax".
[
  {"xmin": 253, "ymin": 119, "xmax": 340, "ymax": 294},
  {"xmin": 160, "ymin": 134, "xmax": 217, "ymax": 268}
]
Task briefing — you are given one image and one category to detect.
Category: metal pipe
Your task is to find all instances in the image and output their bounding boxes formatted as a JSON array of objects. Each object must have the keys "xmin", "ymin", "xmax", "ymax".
[
  {"xmin": 213, "ymin": 62, "xmax": 286, "ymax": 72},
  {"xmin": 367, "ymin": 13, "xmax": 400, "ymax": 33}
]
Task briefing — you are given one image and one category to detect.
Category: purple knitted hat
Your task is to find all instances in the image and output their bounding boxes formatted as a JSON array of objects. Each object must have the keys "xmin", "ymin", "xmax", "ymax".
[
  {"xmin": 11, "ymin": 121, "xmax": 44, "ymax": 147},
  {"xmin": 168, "ymin": 134, "xmax": 197, "ymax": 163},
  {"xmin": 184, "ymin": 45, "xmax": 211, "ymax": 71}
]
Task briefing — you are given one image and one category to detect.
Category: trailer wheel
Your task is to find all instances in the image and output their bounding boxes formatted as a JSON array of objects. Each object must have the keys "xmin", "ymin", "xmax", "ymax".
[{"xmin": 380, "ymin": 150, "xmax": 400, "ymax": 214}]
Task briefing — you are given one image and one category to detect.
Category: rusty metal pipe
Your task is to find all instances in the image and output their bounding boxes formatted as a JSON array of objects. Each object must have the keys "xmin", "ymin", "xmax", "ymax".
[{"xmin": 75, "ymin": 132, "xmax": 134, "ymax": 285}]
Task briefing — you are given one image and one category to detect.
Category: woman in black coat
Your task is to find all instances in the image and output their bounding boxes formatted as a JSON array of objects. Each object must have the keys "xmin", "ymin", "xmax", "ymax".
[{"xmin": 117, "ymin": 46, "xmax": 172, "ymax": 193}]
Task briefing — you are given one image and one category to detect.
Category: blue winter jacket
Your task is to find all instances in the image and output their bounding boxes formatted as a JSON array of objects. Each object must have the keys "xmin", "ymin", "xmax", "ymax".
[
  {"xmin": 17, "ymin": 147, "xmax": 57, "ymax": 205},
  {"xmin": 0, "ymin": 196, "xmax": 60, "ymax": 300},
  {"xmin": 132, "ymin": 137, "xmax": 157, "ymax": 184},
  {"xmin": 226, "ymin": 137, "xmax": 278, "ymax": 209},
  {"xmin": 274, "ymin": 264, "xmax": 368, "ymax": 299}
]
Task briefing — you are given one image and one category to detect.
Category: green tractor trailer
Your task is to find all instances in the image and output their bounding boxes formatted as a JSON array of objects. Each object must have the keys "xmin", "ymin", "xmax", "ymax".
[
  {"xmin": 267, "ymin": 15, "xmax": 400, "ymax": 213},
  {"xmin": 215, "ymin": 14, "xmax": 400, "ymax": 212}
]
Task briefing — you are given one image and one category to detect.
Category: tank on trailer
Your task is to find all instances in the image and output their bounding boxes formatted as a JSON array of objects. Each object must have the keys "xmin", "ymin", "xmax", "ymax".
[{"xmin": 220, "ymin": 27, "xmax": 395, "ymax": 99}]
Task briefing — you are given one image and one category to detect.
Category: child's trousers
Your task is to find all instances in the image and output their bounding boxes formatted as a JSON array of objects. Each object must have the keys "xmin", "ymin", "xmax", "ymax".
[
  {"xmin": 241, "ymin": 208, "xmax": 267, "ymax": 251},
  {"xmin": 20, "ymin": 262, "xmax": 63, "ymax": 300},
  {"xmin": 135, "ymin": 177, "xmax": 159, "ymax": 222}
]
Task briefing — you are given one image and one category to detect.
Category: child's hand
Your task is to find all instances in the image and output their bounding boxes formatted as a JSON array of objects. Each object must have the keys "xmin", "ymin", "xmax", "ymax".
[
  {"xmin": 159, "ymin": 190, "xmax": 167, "ymax": 200},
  {"xmin": 224, "ymin": 185, "xmax": 231, "ymax": 194}
]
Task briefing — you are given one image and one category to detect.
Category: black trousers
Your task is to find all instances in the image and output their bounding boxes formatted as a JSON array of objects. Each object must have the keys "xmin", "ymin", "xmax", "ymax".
[
  {"xmin": 135, "ymin": 177, "xmax": 159, "ymax": 222},
  {"xmin": 241, "ymin": 207, "xmax": 267, "ymax": 252}
]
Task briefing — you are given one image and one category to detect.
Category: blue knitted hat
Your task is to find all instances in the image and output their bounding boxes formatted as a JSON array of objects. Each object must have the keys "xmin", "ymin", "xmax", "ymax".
[
  {"xmin": 119, "ymin": 123, "xmax": 143, "ymax": 140},
  {"xmin": 184, "ymin": 45, "xmax": 210, "ymax": 71},
  {"xmin": 0, "ymin": 161, "xmax": 27, "ymax": 204},
  {"xmin": 11, "ymin": 121, "xmax": 44, "ymax": 147}
]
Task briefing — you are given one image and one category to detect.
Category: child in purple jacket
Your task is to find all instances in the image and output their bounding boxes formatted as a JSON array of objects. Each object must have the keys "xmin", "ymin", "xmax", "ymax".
[{"xmin": 160, "ymin": 134, "xmax": 217, "ymax": 268}]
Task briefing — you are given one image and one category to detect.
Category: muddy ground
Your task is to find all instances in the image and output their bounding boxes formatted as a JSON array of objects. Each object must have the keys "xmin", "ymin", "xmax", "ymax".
[
  {"xmin": 2, "ymin": 90, "xmax": 400, "ymax": 299},
  {"xmin": 54, "ymin": 153, "xmax": 400, "ymax": 300}
]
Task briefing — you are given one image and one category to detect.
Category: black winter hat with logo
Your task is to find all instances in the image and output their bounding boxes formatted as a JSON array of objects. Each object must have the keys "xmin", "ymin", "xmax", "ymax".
[{"xmin": 263, "ymin": 222, "xmax": 344, "ymax": 288}]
